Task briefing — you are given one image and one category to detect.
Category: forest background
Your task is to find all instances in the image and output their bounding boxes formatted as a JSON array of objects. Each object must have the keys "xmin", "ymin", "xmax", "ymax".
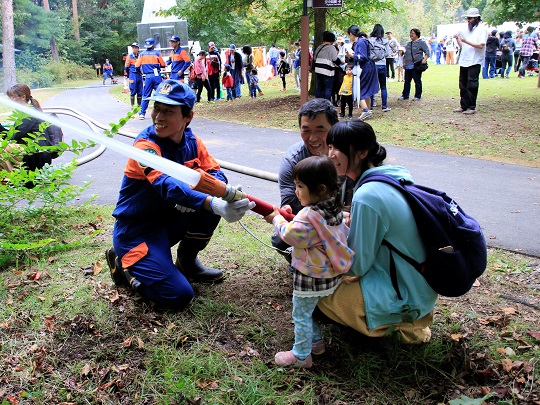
[{"xmin": 1, "ymin": 0, "xmax": 539, "ymax": 92}]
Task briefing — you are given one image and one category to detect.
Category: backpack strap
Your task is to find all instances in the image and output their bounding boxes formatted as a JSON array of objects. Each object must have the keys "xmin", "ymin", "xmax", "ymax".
[{"xmin": 359, "ymin": 173, "xmax": 424, "ymax": 300}]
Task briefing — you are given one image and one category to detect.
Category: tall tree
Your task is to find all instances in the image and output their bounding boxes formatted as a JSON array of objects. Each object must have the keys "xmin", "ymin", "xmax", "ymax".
[
  {"xmin": 1, "ymin": 0, "xmax": 17, "ymax": 90},
  {"xmin": 42, "ymin": 0, "xmax": 59, "ymax": 61},
  {"xmin": 72, "ymin": 0, "xmax": 80, "ymax": 41},
  {"xmin": 483, "ymin": 0, "xmax": 539, "ymax": 25}
]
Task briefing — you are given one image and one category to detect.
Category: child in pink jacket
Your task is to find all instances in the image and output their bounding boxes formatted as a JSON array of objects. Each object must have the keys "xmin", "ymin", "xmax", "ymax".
[{"xmin": 265, "ymin": 155, "xmax": 354, "ymax": 368}]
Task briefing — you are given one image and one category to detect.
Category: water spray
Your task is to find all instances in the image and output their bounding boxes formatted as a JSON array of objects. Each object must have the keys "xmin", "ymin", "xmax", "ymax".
[{"xmin": 0, "ymin": 96, "xmax": 294, "ymax": 220}]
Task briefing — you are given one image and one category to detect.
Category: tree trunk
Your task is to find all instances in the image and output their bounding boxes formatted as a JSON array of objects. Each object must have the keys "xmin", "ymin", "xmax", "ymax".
[
  {"xmin": 1, "ymin": 0, "xmax": 17, "ymax": 91},
  {"xmin": 309, "ymin": 8, "xmax": 327, "ymax": 95},
  {"xmin": 42, "ymin": 0, "xmax": 59, "ymax": 61},
  {"xmin": 72, "ymin": 0, "xmax": 80, "ymax": 41}
]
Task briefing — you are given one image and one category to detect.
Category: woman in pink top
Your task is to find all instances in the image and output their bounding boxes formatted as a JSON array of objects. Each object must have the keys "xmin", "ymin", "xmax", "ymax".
[
  {"xmin": 265, "ymin": 155, "xmax": 354, "ymax": 368},
  {"xmin": 193, "ymin": 50, "xmax": 212, "ymax": 103}
]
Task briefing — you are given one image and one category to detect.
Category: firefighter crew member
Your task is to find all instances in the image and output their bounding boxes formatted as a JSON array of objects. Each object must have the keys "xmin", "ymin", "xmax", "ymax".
[
  {"xmin": 103, "ymin": 59, "xmax": 114, "ymax": 85},
  {"xmin": 206, "ymin": 41, "xmax": 222, "ymax": 101},
  {"xmin": 136, "ymin": 38, "xmax": 166, "ymax": 120},
  {"xmin": 167, "ymin": 35, "xmax": 191, "ymax": 81},
  {"xmin": 105, "ymin": 80, "xmax": 255, "ymax": 311},
  {"xmin": 124, "ymin": 42, "xmax": 143, "ymax": 107}
]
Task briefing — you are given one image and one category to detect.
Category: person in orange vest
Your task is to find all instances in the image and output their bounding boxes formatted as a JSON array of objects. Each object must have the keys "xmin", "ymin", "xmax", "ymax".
[
  {"xmin": 103, "ymin": 59, "xmax": 114, "ymax": 85},
  {"xmin": 124, "ymin": 42, "xmax": 143, "ymax": 107},
  {"xmin": 167, "ymin": 35, "xmax": 191, "ymax": 81},
  {"xmin": 136, "ymin": 38, "xmax": 166, "ymax": 120}
]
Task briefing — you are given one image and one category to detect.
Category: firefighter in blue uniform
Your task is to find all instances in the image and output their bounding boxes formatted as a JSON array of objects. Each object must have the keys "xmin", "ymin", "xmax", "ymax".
[
  {"xmin": 105, "ymin": 80, "xmax": 255, "ymax": 310},
  {"xmin": 136, "ymin": 38, "xmax": 166, "ymax": 120},
  {"xmin": 167, "ymin": 35, "xmax": 191, "ymax": 81},
  {"xmin": 124, "ymin": 42, "xmax": 143, "ymax": 107}
]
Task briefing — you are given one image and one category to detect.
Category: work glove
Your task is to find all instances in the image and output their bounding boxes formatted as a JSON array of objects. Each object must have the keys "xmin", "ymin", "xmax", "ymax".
[{"xmin": 210, "ymin": 197, "xmax": 256, "ymax": 223}]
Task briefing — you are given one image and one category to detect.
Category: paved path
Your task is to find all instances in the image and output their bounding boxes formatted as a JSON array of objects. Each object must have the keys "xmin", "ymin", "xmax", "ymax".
[{"xmin": 44, "ymin": 84, "xmax": 540, "ymax": 257}]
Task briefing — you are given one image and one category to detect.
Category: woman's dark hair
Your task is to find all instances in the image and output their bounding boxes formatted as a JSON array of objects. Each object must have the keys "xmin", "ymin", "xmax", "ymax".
[
  {"xmin": 347, "ymin": 25, "xmax": 361, "ymax": 37},
  {"xmin": 7, "ymin": 83, "xmax": 43, "ymax": 111},
  {"xmin": 370, "ymin": 24, "xmax": 385, "ymax": 39},
  {"xmin": 358, "ymin": 31, "xmax": 367, "ymax": 39},
  {"xmin": 326, "ymin": 120, "xmax": 386, "ymax": 174},
  {"xmin": 411, "ymin": 28, "xmax": 421, "ymax": 38},
  {"xmin": 292, "ymin": 155, "xmax": 339, "ymax": 199},
  {"xmin": 298, "ymin": 98, "xmax": 339, "ymax": 126},
  {"xmin": 322, "ymin": 31, "xmax": 336, "ymax": 43},
  {"xmin": 242, "ymin": 45, "xmax": 252, "ymax": 55}
]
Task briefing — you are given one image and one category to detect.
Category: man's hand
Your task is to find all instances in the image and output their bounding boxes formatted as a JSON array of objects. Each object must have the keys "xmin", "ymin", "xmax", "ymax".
[{"xmin": 210, "ymin": 197, "xmax": 256, "ymax": 223}]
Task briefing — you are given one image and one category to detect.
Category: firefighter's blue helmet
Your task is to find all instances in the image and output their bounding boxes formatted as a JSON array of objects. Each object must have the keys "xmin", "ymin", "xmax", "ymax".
[{"xmin": 144, "ymin": 38, "xmax": 155, "ymax": 48}]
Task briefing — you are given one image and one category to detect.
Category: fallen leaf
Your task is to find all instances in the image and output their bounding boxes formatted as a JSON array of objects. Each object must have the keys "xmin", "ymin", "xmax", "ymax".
[
  {"xmin": 122, "ymin": 336, "xmax": 133, "ymax": 348},
  {"xmin": 81, "ymin": 363, "xmax": 92, "ymax": 376},
  {"xmin": 93, "ymin": 261, "xmax": 103, "ymax": 276},
  {"xmin": 500, "ymin": 307, "xmax": 517, "ymax": 315},
  {"xmin": 527, "ymin": 331, "xmax": 540, "ymax": 340},
  {"xmin": 44, "ymin": 315, "xmax": 55, "ymax": 332},
  {"xmin": 501, "ymin": 358, "xmax": 513, "ymax": 372},
  {"xmin": 48, "ymin": 257, "xmax": 56, "ymax": 263},
  {"xmin": 137, "ymin": 336, "xmax": 144, "ymax": 349},
  {"xmin": 108, "ymin": 290, "xmax": 119, "ymax": 303},
  {"xmin": 451, "ymin": 333, "xmax": 462, "ymax": 341}
]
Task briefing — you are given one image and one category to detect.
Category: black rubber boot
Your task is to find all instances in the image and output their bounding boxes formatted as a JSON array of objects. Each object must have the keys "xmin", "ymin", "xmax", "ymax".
[
  {"xmin": 175, "ymin": 239, "xmax": 224, "ymax": 283},
  {"xmin": 137, "ymin": 96, "xmax": 142, "ymax": 106},
  {"xmin": 130, "ymin": 95, "xmax": 135, "ymax": 107},
  {"xmin": 105, "ymin": 247, "xmax": 128, "ymax": 287}
]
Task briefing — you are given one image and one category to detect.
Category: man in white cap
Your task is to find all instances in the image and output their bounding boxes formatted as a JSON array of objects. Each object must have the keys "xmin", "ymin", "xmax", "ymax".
[{"xmin": 453, "ymin": 7, "xmax": 488, "ymax": 114}]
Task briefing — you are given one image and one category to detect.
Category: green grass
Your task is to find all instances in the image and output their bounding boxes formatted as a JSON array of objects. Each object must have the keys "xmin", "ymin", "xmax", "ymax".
[
  {"xmin": 107, "ymin": 64, "xmax": 538, "ymax": 168},
  {"xmin": 1, "ymin": 72, "xmax": 540, "ymax": 403},
  {"xmin": 1, "ymin": 207, "xmax": 540, "ymax": 404}
]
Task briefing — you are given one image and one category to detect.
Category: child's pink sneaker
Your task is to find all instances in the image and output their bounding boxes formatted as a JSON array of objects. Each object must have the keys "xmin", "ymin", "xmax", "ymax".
[
  {"xmin": 311, "ymin": 339, "xmax": 326, "ymax": 355},
  {"xmin": 275, "ymin": 351, "xmax": 313, "ymax": 368}
]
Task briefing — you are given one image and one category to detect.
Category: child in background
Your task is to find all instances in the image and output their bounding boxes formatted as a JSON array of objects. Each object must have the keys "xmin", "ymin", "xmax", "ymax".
[
  {"xmin": 277, "ymin": 51, "xmax": 289, "ymax": 92},
  {"xmin": 222, "ymin": 65, "xmax": 234, "ymax": 101},
  {"xmin": 396, "ymin": 47, "xmax": 405, "ymax": 82},
  {"xmin": 264, "ymin": 155, "xmax": 354, "ymax": 368},
  {"xmin": 338, "ymin": 64, "xmax": 354, "ymax": 119},
  {"xmin": 249, "ymin": 68, "xmax": 259, "ymax": 98}
]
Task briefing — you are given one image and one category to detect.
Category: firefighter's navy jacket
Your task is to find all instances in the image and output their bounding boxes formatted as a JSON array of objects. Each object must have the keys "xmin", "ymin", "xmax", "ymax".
[{"xmin": 111, "ymin": 125, "xmax": 227, "ymax": 309}]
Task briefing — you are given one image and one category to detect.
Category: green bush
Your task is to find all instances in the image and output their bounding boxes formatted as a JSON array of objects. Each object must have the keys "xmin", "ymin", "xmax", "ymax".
[{"xmin": 0, "ymin": 111, "xmax": 95, "ymax": 267}]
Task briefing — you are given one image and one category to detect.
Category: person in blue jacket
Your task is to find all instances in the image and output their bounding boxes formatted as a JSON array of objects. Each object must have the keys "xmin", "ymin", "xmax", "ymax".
[
  {"xmin": 136, "ymin": 38, "xmax": 166, "ymax": 120},
  {"xmin": 102, "ymin": 59, "xmax": 114, "ymax": 85},
  {"xmin": 167, "ymin": 35, "xmax": 191, "ymax": 81},
  {"xmin": 124, "ymin": 42, "xmax": 143, "ymax": 107},
  {"xmin": 105, "ymin": 80, "xmax": 255, "ymax": 311},
  {"xmin": 316, "ymin": 119, "xmax": 437, "ymax": 343}
]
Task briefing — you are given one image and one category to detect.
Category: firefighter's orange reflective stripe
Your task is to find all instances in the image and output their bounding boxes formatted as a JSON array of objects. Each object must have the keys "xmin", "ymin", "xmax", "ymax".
[
  {"xmin": 124, "ymin": 140, "xmax": 163, "ymax": 181},
  {"xmin": 121, "ymin": 242, "xmax": 149, "ymax": 268}
]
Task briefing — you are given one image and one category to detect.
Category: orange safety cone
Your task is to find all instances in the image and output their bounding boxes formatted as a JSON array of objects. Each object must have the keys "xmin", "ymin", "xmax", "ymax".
[{"xmin": 122, "ymin": 77, "xmax": 129, "ymax": 93}]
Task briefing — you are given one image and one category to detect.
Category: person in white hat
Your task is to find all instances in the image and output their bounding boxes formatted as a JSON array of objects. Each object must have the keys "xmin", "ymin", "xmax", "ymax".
[{"xmin": 452, "ymin": 7, "xmax": 488, "ymax": 115}]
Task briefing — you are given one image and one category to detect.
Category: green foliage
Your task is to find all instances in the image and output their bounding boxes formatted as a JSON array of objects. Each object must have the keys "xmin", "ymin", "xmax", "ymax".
[
  {"xmin": 16, "ymin": 60, "xmax": 94, "ymax": 89},
  {"xmin": 484, "ymin": 0, "xmax": 540, "ymax": 25},
  {"xmin": 0, "ymin": 111, "xmax": 95, "ymax": 267}
]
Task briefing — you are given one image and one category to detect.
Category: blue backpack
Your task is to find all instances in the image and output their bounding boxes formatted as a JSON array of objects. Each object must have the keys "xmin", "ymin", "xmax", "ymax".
[{"xmin": 358, "ymin": 173, "xmax": 487, "ymax": 297}]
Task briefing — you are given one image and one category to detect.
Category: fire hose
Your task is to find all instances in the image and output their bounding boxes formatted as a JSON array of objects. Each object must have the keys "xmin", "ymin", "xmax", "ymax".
[{"xmin": 0, "ymin": 97, "xmax": 294, "ymax": 221}]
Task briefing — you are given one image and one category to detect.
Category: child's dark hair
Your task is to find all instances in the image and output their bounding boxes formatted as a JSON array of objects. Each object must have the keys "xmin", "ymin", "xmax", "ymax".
[
  {"xmin": 252, "ymin": 68, "xmax": 257, "ymax": 74},
  {"xmin": 292, "ymin": 155, "xmax": 339, "ymax": 200},
  {"xmin": 279, "ymin": 50, "xmax": 286, "ymax": 57},
  {"xmin": 346, "ymin": 63, "xmax": 353, "ymax": 70}
]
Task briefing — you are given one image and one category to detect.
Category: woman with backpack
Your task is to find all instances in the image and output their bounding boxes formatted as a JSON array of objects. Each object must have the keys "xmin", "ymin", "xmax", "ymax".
[
  {"xmin": 499, "ymin": 31, "xmax": 516, "ymax": 78},
  {"xmin": 314, "ymin": 119, "xmax": 437, "ymax": 344},
  {"xmin": 369, "ymin": 24, "xmax": 392, "ymax": 113},
  {"xmin": 346, "ymin": 25, "xmax": 379, "ymax": 121}
]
